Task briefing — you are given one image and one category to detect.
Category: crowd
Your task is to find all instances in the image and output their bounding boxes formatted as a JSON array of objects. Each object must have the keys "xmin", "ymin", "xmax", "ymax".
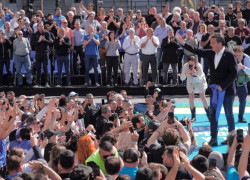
[
  {"xmin": 0, "ymin": 0, "xmax": 249, "ymax": 179},
  {"xmin": 0, "ymin": 88, "xmax": 249, "ymax": 180},
  {"xmin": 0, "ymin": 0, "xmax": 248, "ymax": 88}
]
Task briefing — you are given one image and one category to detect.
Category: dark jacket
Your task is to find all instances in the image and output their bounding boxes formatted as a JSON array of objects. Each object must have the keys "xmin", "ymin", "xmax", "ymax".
[
  {"xmin": 0, "ymin": 39, "xmax": 11, "ymax": 59},
  {"xmin": 161, "ymin": 36, "xmax": 179, "ymax": 63},
  {"xmin": 183, "ymin": 43, "xmax": 237, "ymax": 95},
  {"xmin": 95, "ymin": 115, "xmax": 109, "ymax": 139},
  {"xmin": 54, "ymin": 36, "xmax": 71, "ymax": 56},
  {"xmin": 31, "ymin": 30, "xmax": 51, "ymax": 54}
]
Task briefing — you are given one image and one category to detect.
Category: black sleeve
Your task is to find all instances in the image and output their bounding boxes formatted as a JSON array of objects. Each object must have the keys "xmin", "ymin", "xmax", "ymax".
[
  {"xmin": 30, "ymin": 32, "xmax": 37, "ymax": 47},
  {"xmin": 32, "ymin": 146, "xmax": 44, "ymax": 160}
]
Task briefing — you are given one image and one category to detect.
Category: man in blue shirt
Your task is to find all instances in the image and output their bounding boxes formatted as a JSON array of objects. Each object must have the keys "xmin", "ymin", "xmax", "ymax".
[
  {"xmin": 53, "ymin": 7, "xmax": 66, "ymax": 27},
  {"xmin": 83, "ymin": 25, "xmax": 100, "ymax": 86}
]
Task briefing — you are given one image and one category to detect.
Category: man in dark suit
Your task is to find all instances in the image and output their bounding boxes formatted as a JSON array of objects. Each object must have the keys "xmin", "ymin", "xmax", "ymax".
[{"xmin": 177, "ymin": 33, "xmax": 237, "ymax": 146}]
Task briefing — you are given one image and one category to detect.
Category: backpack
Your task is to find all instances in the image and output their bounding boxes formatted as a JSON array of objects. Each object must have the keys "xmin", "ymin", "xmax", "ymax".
[{"xmin": 236, "ymin": 70, "xmax": 250, "ymax": 86}]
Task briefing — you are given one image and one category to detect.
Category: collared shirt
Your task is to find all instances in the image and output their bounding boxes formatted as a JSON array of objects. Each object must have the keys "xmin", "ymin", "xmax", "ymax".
[
  {"xmin": 73, "ymin": 28, "xmax": 86, "ymax": 46},
  {"xmin": 98, "ymin": 30, "xmax": 110, "ymax": 48},
  {"xmin": 80, "ymin": 20, "xmax": 101, "ymax": 33},
  {"xmin": 140, "ymin": 35, "xmax": 159, "ymax": 54},
  {"xmin": 122, "ymin": 35, "xmax": 140, "ymax": 54},
  {"xmin": 53, "ymin": 14, "xmax": 66, "ymax": 27},
  {"xmin": 13, "ymin": 37, "xmax": 31, "ymax": 56},
  {"xmin": 214, "ymin": 47, "xmax": 225, "ymax": 69},
  {"xmin": 154, "ymin": 24, "xmax": 172, "ymax": 48}
]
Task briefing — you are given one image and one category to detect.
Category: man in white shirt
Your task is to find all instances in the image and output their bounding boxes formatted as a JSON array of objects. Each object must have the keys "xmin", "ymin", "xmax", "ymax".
[
  {"xmin": 140, "ymin": 28, "xmax": 159, "ymax": 86},
  {"xmin": 122, "ymin": 28, "xmax": 140, "ymax": 86}
]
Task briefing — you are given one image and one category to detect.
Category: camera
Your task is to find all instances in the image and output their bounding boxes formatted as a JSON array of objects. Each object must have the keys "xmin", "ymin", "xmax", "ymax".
[
  {"xmin": 237, "ymin": 129, "xmax": 244, "ymax": 143},
  {"xmin": 180, "ymin": 116, "xmax": 189, "ymax": 126},
  {"xmin": 189, "ymin": 64, "xmax": 193, "ymax": 70}
]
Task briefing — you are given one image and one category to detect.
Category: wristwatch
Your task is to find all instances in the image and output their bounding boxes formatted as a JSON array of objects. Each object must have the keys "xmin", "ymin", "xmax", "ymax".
[{"xmin": 39, "ymin": 163, "xmax": 44, "ymax": 171}]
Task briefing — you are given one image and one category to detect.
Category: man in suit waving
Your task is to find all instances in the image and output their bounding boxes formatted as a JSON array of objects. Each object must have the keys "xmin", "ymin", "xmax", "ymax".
[{"xmin": 177, "ymin": 33, "xmax": 237, "ymax": 146}]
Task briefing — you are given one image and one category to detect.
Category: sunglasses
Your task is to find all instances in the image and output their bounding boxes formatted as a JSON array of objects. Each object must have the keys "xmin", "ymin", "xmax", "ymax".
[
  {"xmin": 18, "ymin": 34, "xmax": 23, "ymax": 35},
  {"xmin": 137, "ymin": 12, "xmax": 141, "ymax": 14},
  {"xmin": 103, "ymin": 153, "xmax": 115, "ymax": 159}
]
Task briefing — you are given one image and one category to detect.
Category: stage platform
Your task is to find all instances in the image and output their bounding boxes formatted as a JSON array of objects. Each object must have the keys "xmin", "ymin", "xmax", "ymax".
[{"xmin": 0, "ymin": 85, "xmax": 189, "ymax": 96}]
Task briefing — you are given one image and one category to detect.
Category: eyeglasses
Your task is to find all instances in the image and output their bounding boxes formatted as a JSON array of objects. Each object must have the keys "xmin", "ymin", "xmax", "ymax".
[{"xmin": 103, "ymin": 153, "xmax": 115, "ymax": 159}]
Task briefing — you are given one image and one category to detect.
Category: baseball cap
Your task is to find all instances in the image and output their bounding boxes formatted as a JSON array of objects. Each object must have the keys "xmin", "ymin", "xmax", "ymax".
[
  {"xmin": 43, "ymin": 129, "xmax": 58, "ymax": 139},
  {"xmin": 68, "ymin": 91, "xmax": 78, "ymax": 97},
  {"xmin": 123, "ymin": 148, "xmax": 140, "ymax": 163},
  {"xmin": 61, "ymin": 19, "xmax": 67, "ymax": 23},
  {"xmin": 70, "ymin": 164, "xmax": 93, "ymax": 180},
  {"xmin": 208, "ymin": 151, "xmax": 224, "ymax": 169},
  {"xmin": 154, "ymin": 88, "xmax": 161, "ymax": 92}
]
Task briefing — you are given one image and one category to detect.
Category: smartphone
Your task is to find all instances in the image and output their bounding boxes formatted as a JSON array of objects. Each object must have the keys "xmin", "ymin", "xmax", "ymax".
[
  {"xmin": 189, "ymin": 64, "xmax": 193, "ymax": 70},
  {"xmin": 129, "ymin": 127, "xmax": 134, "ymax": 133},
  {"xmin": 40, "ymin": 133, "xmax": 44, "ymax": 141},
  {"xmin": 113, "ymin": 113, "xmax": 118, "ymax": 120},
  {"xmin": 77, "ymin": 101, "xmax": 81, "ymax": 105},
  {"xmin": 248, "ymin": 123, "xmax": 250, "ymax": 135},
  {"xmin": 101, "ymin": 98, "xmax": 105, "ymax": 105},
  {"xmin": 237, "ymin": 129, "xmax": 244, "ymax": 143},
  {"xmin": 138, "ymin": 146, "xmax": 144, "ymax": 158},
  {"xmin": 209, "ymin": 158, "xmax": 217, "ymax": 168},
  {"xmin": 87, "ymin": 162, "xmax": 100, "ymax": 178}
]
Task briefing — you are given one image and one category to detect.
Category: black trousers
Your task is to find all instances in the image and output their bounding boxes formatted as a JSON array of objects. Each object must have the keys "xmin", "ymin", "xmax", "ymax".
[
  {"xmin": 73, "ymin": 45, "xmax": 85, "ymax": 75},
  {"xmin": 35, "ymin": 53, "xmax": 49, "ymax": 84},
  {"xmin": 0, "ymin": 58, "xmax": 12, "ymax": 85},
  {"xmin": 106, "ymin": 56, "xmax": 119, "ymax": 85}
]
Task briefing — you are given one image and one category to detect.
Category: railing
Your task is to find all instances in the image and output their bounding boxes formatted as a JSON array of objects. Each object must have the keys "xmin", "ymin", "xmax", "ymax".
[{"xmin": 105, "ymin": 0, "xmax": 247, "ymax": 13}]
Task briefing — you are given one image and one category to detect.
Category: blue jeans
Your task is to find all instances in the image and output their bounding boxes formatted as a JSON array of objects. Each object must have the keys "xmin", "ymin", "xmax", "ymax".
[
  {"xmin": 237, "ymin": 84, "xmax": 248, "ymax": 117},
  {"xmin": 209, "ymin": 94, "xmax": 235, "ymax": 139},
  {"xmin": 15, "ymin": 54, "xmax": 32, "ymax": 85},
  {"xmin": 85, "ymin": 55, "xmax": 98, "ymax": 84},
  {"xmin": 57, "ymin": 55, "xmax": 70, "ymax": 85}
]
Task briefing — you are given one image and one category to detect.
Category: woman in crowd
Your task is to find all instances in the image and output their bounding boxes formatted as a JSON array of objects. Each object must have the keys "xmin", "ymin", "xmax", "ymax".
[
  {"xmin": 96, "ymin": 7, "xmax": 106, "ymax": 23},
  {"xmin": 105, "ymin": 31, "xmax": 121, "ymax": 86},
  {"xmin": 116, "ymin": 23, "xmax": 129, "ymax": 62},
  {"xmin": 195, "ymin": 23, "xmax": 207, "ymax": 62},
  {"xmin": 77, "ymin": 135, "xmax": 96, "ymax": 165},
  {"xmin": 180, "ymin": 56, "xmax": 209, "ymax": 121},
  {"xmin": 136, "ymin": 18, "xmax": 148, "ymax": 38}
]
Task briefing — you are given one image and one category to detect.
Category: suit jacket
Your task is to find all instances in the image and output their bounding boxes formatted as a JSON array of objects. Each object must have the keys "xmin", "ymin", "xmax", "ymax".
[{"xmin": 183, "ymin": 43, "xmax": 237, "ymax": 95}]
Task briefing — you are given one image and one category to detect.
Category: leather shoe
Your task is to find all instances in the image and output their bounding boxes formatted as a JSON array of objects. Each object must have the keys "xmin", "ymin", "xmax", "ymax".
[
  {"xmin": 238, "ymin": 117, "xmax": 247, "ymax": 123},
  {"xmin": 208, "ymin": 138, "xmax": 218, "ymax": 146},
  {"xmin": 221, "ymin": 139, "xmax": 227, "ymax": 145}
]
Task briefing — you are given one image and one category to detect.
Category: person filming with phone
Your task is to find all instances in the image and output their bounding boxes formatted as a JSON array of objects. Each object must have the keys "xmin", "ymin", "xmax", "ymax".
[{"xmin": 180, "ymin": 56, "xmax": 209, "ymax": 122}]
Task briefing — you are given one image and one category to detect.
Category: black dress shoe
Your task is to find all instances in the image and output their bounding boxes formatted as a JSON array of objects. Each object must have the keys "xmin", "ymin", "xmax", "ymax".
[
  {"xmin": 208, "ymin": 138, "xmax": 218, "ymax": 146},
  {"xmin": 221, "ymin": 139, "xmax": 227, "ymax": 145},
  {"xmin": 238, "ymin": 117, "xmax": 247, "ymax": 123}
]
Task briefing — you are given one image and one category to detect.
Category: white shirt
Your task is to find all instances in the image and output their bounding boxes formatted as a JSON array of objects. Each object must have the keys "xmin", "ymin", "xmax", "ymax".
[
  {"xmin": 214, "ymin": 47, "xmax": 225, "ymax": 69},
  {"xmin": 140, "ymin": 35, "xmax": 159, "ymax": 54},
  {"xmin": 123, "ymin": 35, "xmax": 140, "ymax": 54}
]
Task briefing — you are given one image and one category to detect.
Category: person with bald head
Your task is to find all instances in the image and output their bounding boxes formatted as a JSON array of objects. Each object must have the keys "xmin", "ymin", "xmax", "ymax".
[
  {"xmin": 122, "ymin": 28, "xmax": 140, "ymax": 86},
  {"xmin": 13, "ymin": 30, "xmax": 32, "ymax": 87}
]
